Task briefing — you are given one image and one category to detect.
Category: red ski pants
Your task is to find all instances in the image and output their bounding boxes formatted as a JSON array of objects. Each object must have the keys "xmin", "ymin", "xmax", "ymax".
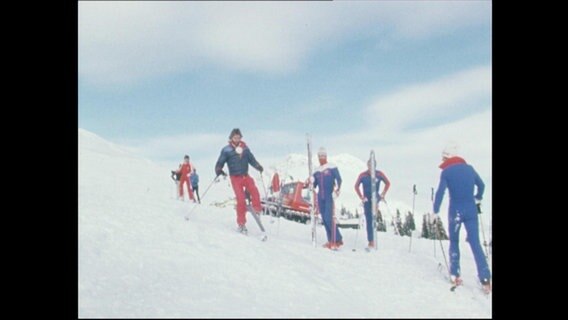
[
  {"xmin": 179, "ymin": 177, "xmax": 195, "ymax": 200},
  {"xmin": 230, "ymin": 175, "xmax": 262, "ymax": 226}
]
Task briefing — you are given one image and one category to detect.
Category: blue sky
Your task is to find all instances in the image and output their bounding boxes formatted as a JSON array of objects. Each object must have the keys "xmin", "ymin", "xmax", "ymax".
[{"xmin": 79, "ymin": 1, "xmax": 492, "ymax": 213}]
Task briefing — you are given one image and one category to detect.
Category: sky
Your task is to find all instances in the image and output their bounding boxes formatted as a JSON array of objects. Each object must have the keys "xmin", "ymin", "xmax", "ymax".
[{"xmin": 78, "ymin": 1, "xmax": 492, "ymax": 215}]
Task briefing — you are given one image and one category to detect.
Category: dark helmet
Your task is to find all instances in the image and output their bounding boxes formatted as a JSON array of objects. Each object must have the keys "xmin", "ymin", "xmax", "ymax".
[
  {"xmin": 229, "ymin": 128, "xmax": 242, "ymax": 139},
  {"xmin": 184, "ymin": 155, "xmax": 190, "ymax": 159}
]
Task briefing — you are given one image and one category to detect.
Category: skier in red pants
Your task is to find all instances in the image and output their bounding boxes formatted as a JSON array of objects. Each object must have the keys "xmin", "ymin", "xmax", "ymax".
[
  {"xmin": 215, "ymin": 128, "xmax": 264, "ymax": 234},
  {"xmin": 176, "ymin": 155, "xmax": 196, "ymax": 202}
]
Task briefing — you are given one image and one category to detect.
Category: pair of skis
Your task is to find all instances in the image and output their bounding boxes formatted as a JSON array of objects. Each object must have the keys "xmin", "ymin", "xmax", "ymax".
[
  {"xmin": 306, "ymin": 134, "xmax": 317, "ymax": 247},
  {"xmin": 244, "ymin": 203, "xmax": 268, "ymax": 241}
]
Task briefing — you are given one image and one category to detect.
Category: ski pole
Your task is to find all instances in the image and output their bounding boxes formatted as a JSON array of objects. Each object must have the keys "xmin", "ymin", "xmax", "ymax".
[
  {"xmin": 276, "ymin": 179, "xmax": 287, "ymax": 236},
  {"xmin": 381, "ymin": 199, "xmax": 394, "ymax": 238},
  {"xmin": 276, "ymin": 198, "xmax": 281, "ymax": 236},
  {"xmin": 184, "ymin": 175, "xmax": 219, "ymax": 220},
  {"xmin": 409, "ymin": 184, "xmax": 417, "ymax": 253},
  {"xmin": 306, "ymin": 133, "xmax": 317, "ymax": 248},
  {"xmin": 369, "ymin": 150, "xmax": 378, "ymax": 251},
  {"xmin": 477, "ymin": 203, "xmax": 490, "ymax": 260},
  {"xmin": 435, "ymin": 217, "xmax": 451, "ymax": 280},
  {"xmin": 259, "ymin": 171, "xmax": 268, "ymax": 196},
  {"xmin": 352, "ymin": 204, "xmax": 363, "ymax": 252},
  {"xmin": 332, "ymin": 199, "xmax": 336, "ymax": 245},
  {"xmin": 258, "ymin": 171, "xmax": 274, "ymax": 228},
  {"xmin": 431, "ymin": 187, "xmax": 436, "ymax": 257}
]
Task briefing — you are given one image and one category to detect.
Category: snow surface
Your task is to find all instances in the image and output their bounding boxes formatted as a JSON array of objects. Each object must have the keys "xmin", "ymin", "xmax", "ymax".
[{"xmin": 79, "ymin": 128, "xmax": 492, "ymax": 318}]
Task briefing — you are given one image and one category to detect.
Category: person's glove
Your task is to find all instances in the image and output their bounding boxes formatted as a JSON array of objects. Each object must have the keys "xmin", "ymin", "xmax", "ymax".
[
  {"xmin": 360, "ymin": 196, "xmax": 368, "ymax": 203},
  {"xmin": 476, "ymin": 199, "xmax": 482, "ymax": 214},
  {"xmin": 334, "ymin": 189, "xmax": 340, "ymax": 198},
  {"xmin": 258, "ymin": 165, "xmax": 264, "ymax": 173},
  {"xmin": 216, "ymin": 169, "xmax": 227, "ymax": 177}
]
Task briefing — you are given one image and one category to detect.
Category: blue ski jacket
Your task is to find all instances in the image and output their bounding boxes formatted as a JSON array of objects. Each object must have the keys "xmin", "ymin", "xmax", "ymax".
[
  {"xmin": 354, "ymin": 170, "xmax": 390, "ymax": 201},
  {"xmin": 313, "ymin": 163, "xmax": 342, "ymax": 200},
  {"xmin": 215, "ymin": 141, "xmax": 262, "ymax": 176},
  {"xmin": 433, "ymin": 157, "xmax": 485, "ymax": 216},
  {"xmin": 190, "ymin": 173, "xmax": 199, "ymax": 187}
]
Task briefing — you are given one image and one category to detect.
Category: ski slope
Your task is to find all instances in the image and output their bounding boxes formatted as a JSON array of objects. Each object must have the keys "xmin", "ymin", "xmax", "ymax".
[{"xmin": 79, "ymin": 129, "xmax": 492, "ymax": 318}]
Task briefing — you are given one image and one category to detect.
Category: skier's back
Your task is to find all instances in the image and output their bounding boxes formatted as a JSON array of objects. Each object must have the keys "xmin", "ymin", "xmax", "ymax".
[{"xmin": 433, "ymin": 142, "xmax": 491, "ymax": 293}]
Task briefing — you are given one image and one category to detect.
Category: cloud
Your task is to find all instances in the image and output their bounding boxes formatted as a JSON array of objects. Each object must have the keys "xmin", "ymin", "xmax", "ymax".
[
  {"xmin": 118, "ymin": 128, "xmax": 308, "ymax": 172},
  {"xmin": 120, "ymin": 132, "xmax": 225, "ymax": 164},
  {"xmin": 382, "ymin": 1, "xmax": 490, "ymax": 39},
  {"xmin": 366, "ymin": 65, "xmax": 491, "ymax": 135},
  {"xmin": 79, "ymin": 1, "xmax": 490, "ymax": 87},
  {"xmin": 303, "ymin": 109, "xmax": 492, "ymax": 217}
]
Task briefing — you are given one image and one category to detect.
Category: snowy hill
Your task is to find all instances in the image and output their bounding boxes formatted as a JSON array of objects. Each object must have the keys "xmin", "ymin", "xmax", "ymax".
[{"xmin": 79, "ymin": 128, "xmax": 492, "ymax": 318}]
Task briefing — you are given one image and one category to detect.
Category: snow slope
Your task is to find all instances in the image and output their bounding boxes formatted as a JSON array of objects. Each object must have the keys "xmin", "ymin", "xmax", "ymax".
[{"xmin": 79, "ymin": 129, "xmax": 492, "ymax": 318}]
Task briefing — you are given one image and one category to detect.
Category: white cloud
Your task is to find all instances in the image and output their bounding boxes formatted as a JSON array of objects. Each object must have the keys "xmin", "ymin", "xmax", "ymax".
[
  {"xmin": 299, "ymin": 109, "xmax": 492, "ymax": 218},
  {"xmin": 120, "ymin": 132, "xmax": 225, "ymax": 166},
  {"xmin": 119, "ymin": 128, "xmax": 308, "ymax": 172},
  {"xmin": 366, "ymin": 65, "xmax": 491, "ymax": 135},
  {"xmin": 383, "ymin": 1, "xmax": 490, "ymax": 39},
  {"xmin": 79, "ymin": 1, "xmax": 490, "ymax": 87}
]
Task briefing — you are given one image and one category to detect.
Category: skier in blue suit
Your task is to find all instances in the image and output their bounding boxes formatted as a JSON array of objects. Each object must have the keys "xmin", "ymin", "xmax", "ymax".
[
  {"xmin": 433, "ymin": 142, "xmax": 491, "ymax": 293},
  {"xmin": 354, "ymin": 159, "xmax": 390, "ymax": 249},
  {"xmin": 311, "ymin": 147, "xmax": 343, "ymax": 249}
]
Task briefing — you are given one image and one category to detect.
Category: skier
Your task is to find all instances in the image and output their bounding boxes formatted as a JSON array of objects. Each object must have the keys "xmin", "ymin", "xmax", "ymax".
[
  {"xmin": 171, "ymin": 169, "xmax": 181, "ymax": 199},
  {"xmin": 176, "ymin": 155, "xmax": 196, "ymax": 202},
  {"xmin": 354, "ymin": 159, "xmax": 390, "ymax": 249},
  {"xmin": 215, "ymin": 128, "xmax": 264, "ymax": 234},
  {"xmin": 433, "ymin": 142, "xmax": 491, "ymax": 293},
  {"xmin": 171, "ymin": 170, "xmax": 181, "ymax": 186},
  {"xmin": 271, "ymin": 172, "xmax": 280, "ymax": 195},
  {"xmin": 190, "ymin": 169, "xmax": 200, "ymax": 204},
  {"xmin": 309, "ymin": 147, "xmax": 343, "ymax": 249}
]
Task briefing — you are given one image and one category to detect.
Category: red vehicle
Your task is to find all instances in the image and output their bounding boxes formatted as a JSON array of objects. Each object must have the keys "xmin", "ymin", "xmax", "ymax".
[{"xmin": 262, "ymin": 181, "xmax": 316, "ymax": 223}]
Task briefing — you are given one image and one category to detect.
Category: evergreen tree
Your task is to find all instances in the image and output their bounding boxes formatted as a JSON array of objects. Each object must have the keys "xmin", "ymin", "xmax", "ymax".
[
  {"xmin": 407, "ymin": 211, "xmax": 416, "ymax": 231},
  {"xmin": 436, "ymin": 218, "xmax": 448, "ymax": 240},
  {"xmin": 421, "ymin": 214, "xmax": 430, "ymax": 238},
  {"xmin": 376, "ymin": 209, "xmax": 387, "ymax": 232},
  {"xmin": 402, "ymin": 211, "xmax": 415, "ymax": 237},
  {"xmin": 395, "ymin": 209, "xmax": 403, "ymax": 236}
]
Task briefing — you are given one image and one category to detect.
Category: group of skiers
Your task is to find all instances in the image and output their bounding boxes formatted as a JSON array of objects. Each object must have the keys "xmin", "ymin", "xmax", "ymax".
[
  {"xmin": 172, "ymin": 155, "xmax": 200, "ymax": 203},
  {"xmin": 175, "ymin": 127, "xmax": 491, "ymax": 293}
]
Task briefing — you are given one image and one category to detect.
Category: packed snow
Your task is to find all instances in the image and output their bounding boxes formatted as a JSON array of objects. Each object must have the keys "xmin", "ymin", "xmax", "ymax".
[{"xmin": 79, "ymin": 129, "xmax": 492, "ymax": 318}]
